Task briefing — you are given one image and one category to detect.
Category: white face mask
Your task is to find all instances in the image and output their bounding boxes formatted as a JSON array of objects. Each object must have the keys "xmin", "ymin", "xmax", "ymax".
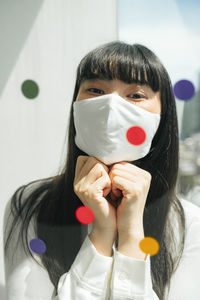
[{"xmin": 73, "ymin": 94, "xmax": 161, "ymax": 166}]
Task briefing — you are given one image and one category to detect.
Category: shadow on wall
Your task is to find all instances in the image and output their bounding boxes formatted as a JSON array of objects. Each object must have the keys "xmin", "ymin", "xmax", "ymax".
[
  {"xmin": 0, "ymin": 0, "xmax": 44, "ymax": 96},
  {"xmin": 0, "ymin": 283, "xmax": 6, "ymax": 299}
]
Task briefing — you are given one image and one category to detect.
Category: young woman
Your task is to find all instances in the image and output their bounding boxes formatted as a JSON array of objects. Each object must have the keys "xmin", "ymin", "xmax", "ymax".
[{"xmin": 4, "ymin": 41, "xmax": 200, "ymax": 300}]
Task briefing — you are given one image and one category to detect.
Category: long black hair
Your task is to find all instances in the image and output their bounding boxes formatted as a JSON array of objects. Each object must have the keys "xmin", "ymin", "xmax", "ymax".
[{"xmin": 4, "ymin": 41, "xmax": 185, "ymax": 299}]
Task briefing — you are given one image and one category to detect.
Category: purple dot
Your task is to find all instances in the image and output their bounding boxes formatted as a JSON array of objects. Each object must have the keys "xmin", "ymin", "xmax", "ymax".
[
  {"xmin": 29, "ymin": 238, "xmax": 46, "ymax": 254},
  {"xmin": 173, "ymin": 79, "xmax": 195, "ymax": 101}
]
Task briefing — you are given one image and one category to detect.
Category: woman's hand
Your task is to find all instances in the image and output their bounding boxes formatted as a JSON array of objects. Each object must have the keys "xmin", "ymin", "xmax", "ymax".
[
  {"xmin": 73, "ymin": 157, "xmax": 151, "ymax": 258},
  {"xmin": 73, "ymin": 156, "xmax": 117, "ymax": 256},
  {"xmin": 109, "ymin": 161, "xmax": 151, "ymax": 234}
]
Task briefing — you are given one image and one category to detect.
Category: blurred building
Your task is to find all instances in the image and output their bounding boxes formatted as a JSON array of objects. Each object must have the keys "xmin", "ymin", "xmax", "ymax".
[
  {"xmin": 177, "ymin": 132, "xmax": 200, "ymax": 206},
  {"xmin": 176, "ymin": 73, "xmax": 200, "ymax": 206},
  {"xmin": 181, "ymin": 73, "xmax": 200, "ymax": 139}
]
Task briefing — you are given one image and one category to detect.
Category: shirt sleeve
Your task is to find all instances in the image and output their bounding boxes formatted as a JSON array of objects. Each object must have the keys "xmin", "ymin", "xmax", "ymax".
[
  {"xmin": 55, "ymin": 235, "xmax": 114, "ymax": 299},
  {"xmin": 108, "ymin": 200, "xmax": 200, "ymax": 300},
  {"xmin": 110, "ymin": 249, "xmax": 159, "ymax": 300},
  {"xmin": 3, "ymin": 196, "xmax": 114, "ymax": 300}
]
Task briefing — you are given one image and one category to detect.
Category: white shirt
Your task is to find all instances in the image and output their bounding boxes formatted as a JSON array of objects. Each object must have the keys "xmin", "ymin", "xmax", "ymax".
[{"xmin": 3, "ymin": 182, "xmax": 200, "ymax": 300}]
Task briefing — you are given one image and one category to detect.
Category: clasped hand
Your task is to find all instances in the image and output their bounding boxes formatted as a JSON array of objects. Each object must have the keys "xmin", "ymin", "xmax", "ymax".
[{"xmin": 74, "ymin": 156, "xmax": 152, "ymax": 236}]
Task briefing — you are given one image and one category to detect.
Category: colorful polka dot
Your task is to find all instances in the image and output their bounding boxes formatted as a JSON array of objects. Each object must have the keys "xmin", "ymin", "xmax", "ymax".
[
  {"xmin": 173, "ymin": 79, "xmax": 195, "ymax": 101},
  {"xmin": 29, "ymin": 238, "xmax": 46, "ymax": 254},
  {"xmin": 75, "ymin": 206, "xmax": 95, "ymax": 225},
  {"xmin": 139, "ymin": 237, "xmax": 159, "ymax": 260},
  {"xmin": 21, "ymin": 79, "xmax": 39, "ymax": 99},
  {"xmin": 126, "ymin": 126, "xmax": 146, "ymax": 145}
]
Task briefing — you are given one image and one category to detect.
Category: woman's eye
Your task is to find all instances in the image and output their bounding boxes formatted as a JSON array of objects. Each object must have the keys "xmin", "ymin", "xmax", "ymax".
[
  {"xmin": 128, "ymin": 93, "xmax": 143, "ymax": 99},
  {"xmin": 87, "ymin": 88, "xmax": 104, "ymax": 95}
]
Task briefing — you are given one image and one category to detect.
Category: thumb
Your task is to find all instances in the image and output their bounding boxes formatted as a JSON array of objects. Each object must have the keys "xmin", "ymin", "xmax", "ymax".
[{"xmin": 94, "ymin": 172, "xmax": 111, "ymax": 198}]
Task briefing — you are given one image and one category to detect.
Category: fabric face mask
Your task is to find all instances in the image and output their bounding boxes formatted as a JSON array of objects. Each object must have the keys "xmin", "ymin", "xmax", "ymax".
[{"xmin": 73, "ymin": 94, "xmax": 161, "ymax": 166}]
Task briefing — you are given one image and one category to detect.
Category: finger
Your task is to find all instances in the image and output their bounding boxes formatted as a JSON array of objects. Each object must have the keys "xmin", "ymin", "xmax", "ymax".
[
  {"xmin": 111, "ymin": 162, "xmax": 144, "ymax": 176},
  {"xmin": 77, "ymin": 156, "xmax": 107, "ymax": 181},
  {"xmin": 112, "ymin": 163, "xmax": 152, "ymax": 183},
  {"xmin": 92, "ymin": 170, "xmax": 111, "ymax": 195},
  {"xmin": 109, "ymin": 168, "xmax": 137, "ymax": 183},
  {"xmin": 109, "ymin": 168, "xmax": 135, "ymax": 197},
  {"xmin": 74, "ymin": 155, "xmax": 89, "ymax": 181},
  {"xmin": 112, "ymin": 176, "xmax": 131, "ymax": 196},
  {"xmin": 85, "ymin": 162, "xmax": 110, "ymax": 185},
  {"xmin": 77, "ymin": 156, "xmax": 97, "ymax": 180}
]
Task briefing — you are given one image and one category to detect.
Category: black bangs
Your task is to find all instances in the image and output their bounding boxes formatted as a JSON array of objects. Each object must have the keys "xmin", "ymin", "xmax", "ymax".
[{"xmin": 77, "ymin": 41, "xmax": 161, "ymax": 92}]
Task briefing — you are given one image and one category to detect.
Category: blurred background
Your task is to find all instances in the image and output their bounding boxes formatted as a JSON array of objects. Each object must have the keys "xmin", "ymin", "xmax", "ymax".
[
  {"xmin": 0, "ymin": 0, "xmax": 199, "ymax": 297},
  {"xmin": 118, "ymin": 0, "xmax": 200, "ymax": 207}
]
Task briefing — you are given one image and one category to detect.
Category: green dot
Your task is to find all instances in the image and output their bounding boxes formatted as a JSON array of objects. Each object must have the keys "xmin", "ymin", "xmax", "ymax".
[{"xmin": 21, "ymin": 80, "xmax": 39, "ymax": 99}]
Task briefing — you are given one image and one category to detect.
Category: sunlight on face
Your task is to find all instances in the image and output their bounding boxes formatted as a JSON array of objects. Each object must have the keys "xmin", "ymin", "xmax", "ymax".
[{"xmin": 76, "ymin": 79, "xmax": 161, "ymax": 114}]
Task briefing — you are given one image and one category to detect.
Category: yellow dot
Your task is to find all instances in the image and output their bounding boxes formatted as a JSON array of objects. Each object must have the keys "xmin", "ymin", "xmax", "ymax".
[{"xmin": 139, "ymin": 237, "xmax": 159, "ymax": 256}]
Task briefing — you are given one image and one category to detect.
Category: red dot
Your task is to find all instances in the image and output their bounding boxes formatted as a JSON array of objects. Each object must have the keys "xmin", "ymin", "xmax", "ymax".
[
  {"xmin": 126, "ymin": 126, "xmax": 146, "ymax": 145},
  {"xmin": 75, "ymin": 206, "xmax": 95, "ymax": 224}
]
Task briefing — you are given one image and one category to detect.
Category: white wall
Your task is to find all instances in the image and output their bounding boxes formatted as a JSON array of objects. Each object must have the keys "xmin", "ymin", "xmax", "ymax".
[{"xmin": 0, "ymin": 0, "xmax": 118, "ymax": 296}]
